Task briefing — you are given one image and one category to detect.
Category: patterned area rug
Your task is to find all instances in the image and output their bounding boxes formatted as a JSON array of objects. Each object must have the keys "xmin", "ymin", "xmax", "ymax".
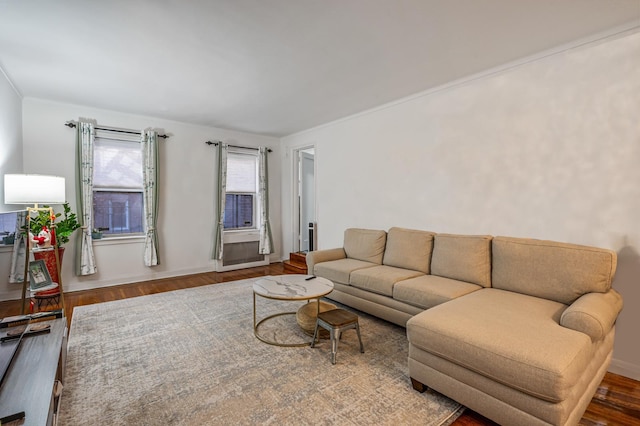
[{"xmin": 58, "ymin": 279, "xmax": 464, "ymax": 425}]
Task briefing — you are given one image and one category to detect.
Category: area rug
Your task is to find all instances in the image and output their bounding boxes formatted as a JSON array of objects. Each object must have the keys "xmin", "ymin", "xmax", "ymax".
[{"xmin": 58, "ymin": 278, "xmax": 464, "ymax": 425}]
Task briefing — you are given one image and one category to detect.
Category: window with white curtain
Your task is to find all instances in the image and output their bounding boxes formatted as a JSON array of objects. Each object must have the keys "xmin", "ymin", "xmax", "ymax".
[
  {"xmin": 224, "ymin": 151, "xmax": 258, "ymax": 230},
  {"xmin": 93, "ymin": 136, "xmax": 144, "ymax": 236}
]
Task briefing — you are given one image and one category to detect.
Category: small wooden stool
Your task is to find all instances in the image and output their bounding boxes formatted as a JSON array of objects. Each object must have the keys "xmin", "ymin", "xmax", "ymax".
[
  {"xmin": 311, "ymin": 308, "xmax": 364, "ymax": 364},
  {"xmin": 296, "ymin": 300, "xmax": 337, "ymax": 336},
  {"xmin": 30, "ymin": 284, "xmax": 60, "ymax": 313}
]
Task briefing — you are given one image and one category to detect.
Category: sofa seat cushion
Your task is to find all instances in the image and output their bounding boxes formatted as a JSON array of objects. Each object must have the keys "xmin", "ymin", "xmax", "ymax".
[
  {"xmin": 406, "ymin": 288, "xmax": 594, "ymax": 402},
  {"xmin": 393, "ymin": 275, "xmax": 482, "ymax": 309},
  {"xmin": 314, "ymin": 258, "xmax": 378, "ymax": 285},
  {"xmin": 350, "ymin": 265, "xmax": 424, "ymax": 297}
]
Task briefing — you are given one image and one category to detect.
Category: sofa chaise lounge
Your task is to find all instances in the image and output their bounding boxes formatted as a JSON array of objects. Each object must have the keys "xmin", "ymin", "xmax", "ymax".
[{"xmin": 306, "ymin": 227, "xmax": 622, "ymax": 426}]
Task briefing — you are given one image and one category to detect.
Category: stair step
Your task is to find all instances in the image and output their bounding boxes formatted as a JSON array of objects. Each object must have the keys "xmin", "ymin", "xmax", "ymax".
[
  {"xmin": 283, "ymin": 260, "xmax": 307, "ymax": 274},
  {"xmin": 289, "ymin": 251, "xmax": 307, "ymax": 264}
]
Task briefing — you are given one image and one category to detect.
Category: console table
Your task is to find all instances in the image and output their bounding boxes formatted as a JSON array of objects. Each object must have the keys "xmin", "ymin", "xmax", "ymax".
[{"xmin": 0, "ymin": 318, "xmax": 67, "ymax": 425}]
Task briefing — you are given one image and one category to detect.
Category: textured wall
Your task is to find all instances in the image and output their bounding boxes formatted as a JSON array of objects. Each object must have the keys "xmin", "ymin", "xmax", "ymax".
[
  {"xmin": 282, "ymin": 31, "xmax": 640, "ymax": 378},
  {"xmin": 0, "ymin": 69, "xmax": 23, "ymax": 211},
  {"xmin": 0, "ymin": 70, "xmax": 23, "ymax": 301}
]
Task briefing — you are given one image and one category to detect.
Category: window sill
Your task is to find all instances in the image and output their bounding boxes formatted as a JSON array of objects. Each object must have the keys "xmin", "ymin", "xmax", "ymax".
[
  {"xmin": 0, "ymin": 236, "xmax": 146, "ymax": 251},
  {"xmin": 223, "ymin": 229, "xmax": 261, "ymax": 244},
  {"xmin": 93, "ymin": 235, "xmax": 145, "ymax": 246},
  {"xmin": 0, "ymin": 244, "xmax": 14, "ymax": 253},
  {"xmin": 223, "ymin": 228, "xmax": 259, "ymax": 234}
]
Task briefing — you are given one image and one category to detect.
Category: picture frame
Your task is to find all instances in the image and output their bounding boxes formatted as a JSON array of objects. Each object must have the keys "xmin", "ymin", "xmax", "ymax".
[{"xmin": 28, "ymin": 259, "xmax": 53, "ymax": 291}]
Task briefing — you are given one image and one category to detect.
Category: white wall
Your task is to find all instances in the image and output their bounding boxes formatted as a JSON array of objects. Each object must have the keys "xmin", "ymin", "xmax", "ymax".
[
  {"xmin": 0, "ymin": 69, "xmax": 23, "ymax": 211},
  {"xmin": 0, "ymin": 98, "xmax": 281, "ymax": 298},
  {"xmin": 281, "ymin": 31, "xmax": 640, "ymax": 379},
  {"xmin": 0, "ymin": 69, "xmax": 23, "ymax": 298}
]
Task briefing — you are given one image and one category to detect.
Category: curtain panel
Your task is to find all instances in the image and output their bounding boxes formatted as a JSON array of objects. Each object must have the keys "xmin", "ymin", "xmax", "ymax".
[
  {"xmin": 8, "ymin": 210, "xmax": 27, "ymax": 283},
  {"xmin": 142, "ymin": 129, "xmax": 160, "ymax": 266},
  {"xmin": 258, "ymin": 147, "xmax": 274, "ymax": 254},
  {"xmin": 76, "ymin": 121, "xmax": 98, "ymax": 276},
  {"xmin": 212, "ymin": 143, "xmax": 228, "ymax": 260}
]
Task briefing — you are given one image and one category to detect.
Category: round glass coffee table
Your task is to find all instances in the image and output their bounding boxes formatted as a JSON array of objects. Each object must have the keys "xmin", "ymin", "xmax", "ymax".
[{"xmin": 253, "ymin": 274, "xmax": 334, "ymax": 347}]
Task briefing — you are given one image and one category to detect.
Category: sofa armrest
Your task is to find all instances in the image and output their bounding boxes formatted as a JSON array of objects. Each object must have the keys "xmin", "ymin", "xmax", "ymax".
[
  {"xmin": 306, "ymin": 248, "xmax": 346, "ymax": 272},
  {"xmin": 560, "ymin": 289, "xmax": 623, "ymax": 341}
]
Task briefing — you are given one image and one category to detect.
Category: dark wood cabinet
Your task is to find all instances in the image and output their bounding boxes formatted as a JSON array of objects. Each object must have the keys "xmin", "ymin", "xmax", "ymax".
[{"xmin": 0, "ymin": 319, "xmax": 67, "ymax": 425}]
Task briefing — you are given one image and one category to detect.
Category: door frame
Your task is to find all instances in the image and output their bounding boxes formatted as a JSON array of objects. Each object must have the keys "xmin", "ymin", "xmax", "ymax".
[{"xmin": 292, "ymin": 145, "xmax": 316, "ymax": 253}]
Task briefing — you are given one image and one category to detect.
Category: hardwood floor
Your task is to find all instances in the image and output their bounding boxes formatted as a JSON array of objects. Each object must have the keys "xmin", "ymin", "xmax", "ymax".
[{"xmin": 1, "ymin": 262, "xmax": 638, "ymax": 425}]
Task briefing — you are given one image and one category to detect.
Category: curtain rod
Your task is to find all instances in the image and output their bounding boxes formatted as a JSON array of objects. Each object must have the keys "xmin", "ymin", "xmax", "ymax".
[
  {"xmin": 205, "ymin": 140, "xmax": 272, "ymax": 153},
  {"xmin": 64, "ymin": 121, "xmax": 169, "ymax": 139}
]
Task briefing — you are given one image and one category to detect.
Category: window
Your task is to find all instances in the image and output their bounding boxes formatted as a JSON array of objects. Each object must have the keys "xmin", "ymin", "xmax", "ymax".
[
  {"xmin": 225, "ymin": 193, "xmax": 254, "ymax": 228},
  {"xmin": 93, "ymin": 136, "xmax": 144, "ymax": 236},
  {"xmin": 0, "ymin": 211, "xmax": 18, "ymax": 245},
  {"xmin": 224, "ymin": 151, "xmax": 258, "ymax": 230}
]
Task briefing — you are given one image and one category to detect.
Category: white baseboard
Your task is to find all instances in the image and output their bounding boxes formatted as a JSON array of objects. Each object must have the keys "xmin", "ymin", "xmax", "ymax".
[
  {"xmin": 67, "ymin": 265, "xmax": 219, "ymax": 294},
  {"xmin": 609, "ymin": 358, "xmax": 640, "ymax": 381},
  {"xmin": 0, "ymin": 258, "xmax": 286, "ymax": 301},
  {"xmin": 0, "ymin": 288, "xmax": 23, "ymax": 301}
]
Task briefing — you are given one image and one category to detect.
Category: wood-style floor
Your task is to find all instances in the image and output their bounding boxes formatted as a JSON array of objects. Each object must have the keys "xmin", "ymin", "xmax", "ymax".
[{"xmin": 1, "ymin": 263, "xmax": 638, "ymax": 425}]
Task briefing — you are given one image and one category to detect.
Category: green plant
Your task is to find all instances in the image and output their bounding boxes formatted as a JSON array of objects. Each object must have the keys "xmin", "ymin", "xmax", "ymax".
[
  {"xmin": 28, "ymin": 209, "xmax": 54, "ymax": 237},
  {"xmin": 28, "ymin": 202, "xmax": 80, "ymax": 247},
  {"xmin": 55, "ymin": 202, "xmax": 80, "ymax": 246}
]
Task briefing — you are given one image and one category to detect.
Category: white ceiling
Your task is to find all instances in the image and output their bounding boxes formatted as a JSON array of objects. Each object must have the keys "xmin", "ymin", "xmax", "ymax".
[{"xmin": 1, "ymin": 1, "xmax": 639, "ymax": 137}]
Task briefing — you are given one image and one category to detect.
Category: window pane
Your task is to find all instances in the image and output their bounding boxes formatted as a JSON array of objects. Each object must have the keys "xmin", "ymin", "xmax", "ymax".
[
  {"xmin": 94, "ymin": 138, "xmax": 143, "ymax": 190},
  {"xmin": 226, "ymin": 153, "xmax": 256, "ymax": 193},
  {"xmin": 224, "ymin": 194, "xmax": 254, "ymax": 229},
  {"xmin": 0, "ymin": 211, "xmax": 17, "ymax": 245},
  {"xmin": 93, "ymin": 191, "xmax": 144, "ymax": 234}
]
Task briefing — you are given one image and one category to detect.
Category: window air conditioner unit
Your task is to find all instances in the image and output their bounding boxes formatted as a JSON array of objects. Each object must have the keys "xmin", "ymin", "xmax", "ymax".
[{"xmin": 218, "ymin": 230, "xmax": 268, "ymax": 272}]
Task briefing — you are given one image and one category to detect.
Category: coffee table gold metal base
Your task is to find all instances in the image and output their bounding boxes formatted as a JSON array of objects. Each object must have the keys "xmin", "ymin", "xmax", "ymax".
[
  {"xmin": 252, "ymin": 275, "xmax": 334, "ymax": 347},
  {"xmin": 253, "ymin": 296, "xmax": 316, "ymax": 347}
]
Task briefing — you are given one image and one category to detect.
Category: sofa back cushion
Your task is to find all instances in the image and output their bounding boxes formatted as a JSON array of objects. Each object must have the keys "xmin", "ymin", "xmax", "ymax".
[
  {"xmin": 343, "ymin": 228, "xmax": 387, "ymax": 264},
  {"xmin": 431, "ymin": 234, "xmax": 493, "ymax": 287},
  {"xmin": 383, "ymin": 227, "xmax": 435, "ymax": 273},
  {"xmin": 492, "ymin": 236, "xmax": 617, "ymax": 304}
]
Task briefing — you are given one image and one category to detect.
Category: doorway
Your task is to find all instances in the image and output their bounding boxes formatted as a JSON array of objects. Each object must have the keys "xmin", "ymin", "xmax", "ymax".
[{"xmin": 294, "ymin": 147, "xmax": 316, "ymax": 253}]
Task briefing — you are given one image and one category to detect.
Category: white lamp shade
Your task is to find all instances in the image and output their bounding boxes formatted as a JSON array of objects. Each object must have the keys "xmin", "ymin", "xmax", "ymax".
[{"xmin": 4, "ymin": 174, "xmax": 66, "ymax": 205}]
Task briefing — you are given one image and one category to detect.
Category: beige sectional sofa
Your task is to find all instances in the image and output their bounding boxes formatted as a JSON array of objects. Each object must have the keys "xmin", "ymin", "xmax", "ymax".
[{"xmin": 306, "ymin": 227, "xmax": 623, "ymax": 426}]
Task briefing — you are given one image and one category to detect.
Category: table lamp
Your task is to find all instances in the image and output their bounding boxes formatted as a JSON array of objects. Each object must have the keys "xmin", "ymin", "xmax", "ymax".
[
  {"xmin": 4, "ymin": 174, "xmax": 65, "ymax": 207},
  {"xmin": 4, "ymin": 174, "xmax": 66, "ymax": 314}
]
